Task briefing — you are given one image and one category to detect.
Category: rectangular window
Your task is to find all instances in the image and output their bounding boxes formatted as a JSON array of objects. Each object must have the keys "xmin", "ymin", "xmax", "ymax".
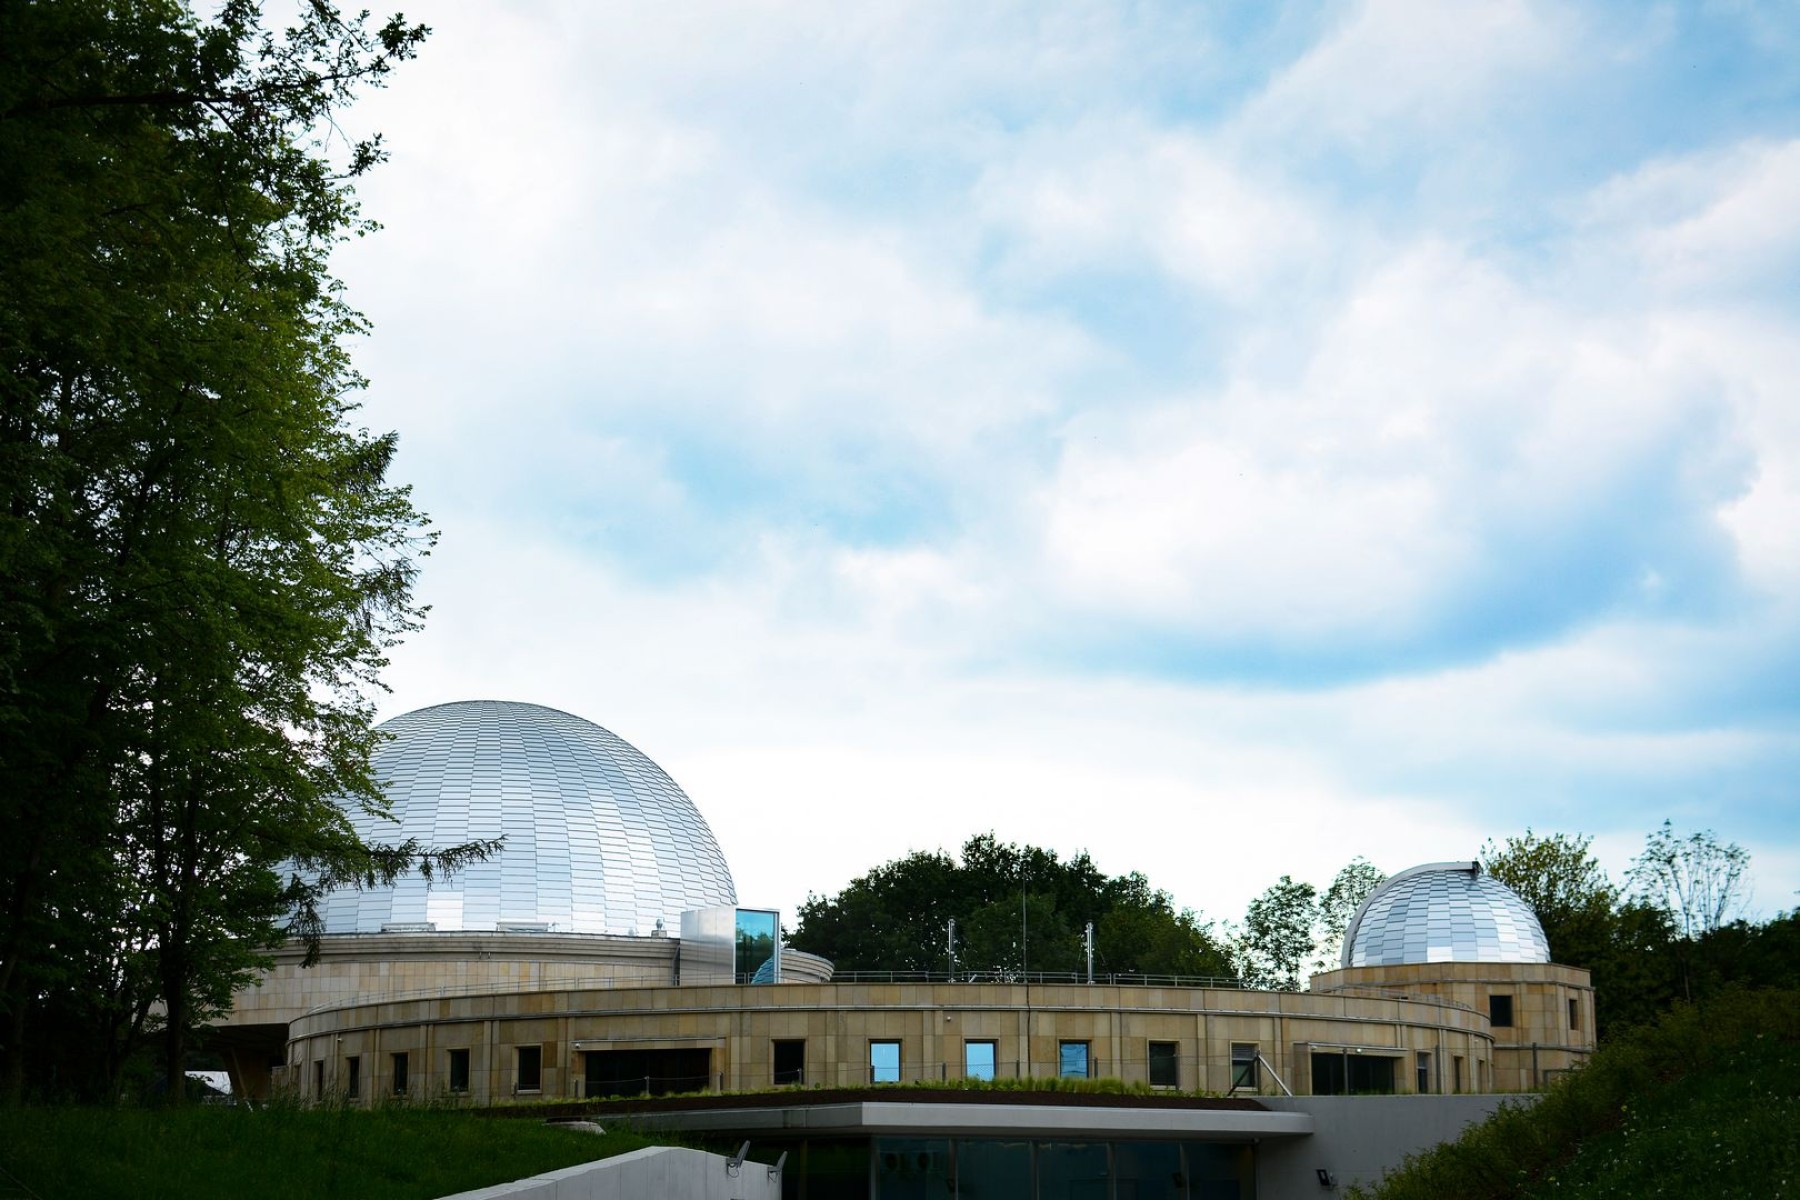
[
  {"xmin": 313, "ymin": 1060, "xmax": 324, "ymax": 1100},
  {"xmin": 1569, "ymin": 997, "xmax": 1580, "ymax": 1030},
  {"xmin": 448, "ymin": 1048, "xmax": 470, "ymax": 1093},
  {"xmin": 391, "ymin": 1052, "xmax": 409, "ymax": 1096},
  {"xmin": 964, "ymin": 1040, "xmax": 997, "ymax": 1082},
  {"xmin": 1489, "ymin": 994, "xmax": 1514, "ymax": 1028},
  {"xmin": 773, "ymin": 1039, "xmax": 805, "ymax": 1086},
  {"xmin": 1416, "ymin": 1051, "xmax": 1431, "ymax": 1094},
  {"xmin": 1148, "ymin": 1041, "xmax": 1180, "ymax": 1088},
  {"xmin": 516, "ymin": 1045, "xmax": 542, "ymax": 1093},
  {"xmin": 1453, "ymin": 1055, "xmax": 1464, "ymax": 1094},
  {"xmin": 869, "ymin": 1040, "xmax": 901, "ymax": 1084},
  {"xmin": 1058, "ymin": 1041, "xmax": 1090, "ymax": 1079},
  {"xmin": 1231, "ymin": 1043, "xmax": 1259, "ymax": 1091},
  {"xmin": 344, "ymin": 1055, "xmax": 361, "ymax": 1100}
]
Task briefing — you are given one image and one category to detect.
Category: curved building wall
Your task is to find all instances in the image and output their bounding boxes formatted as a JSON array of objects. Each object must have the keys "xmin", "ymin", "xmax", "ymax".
[
  {"xmin": 320, "ymin": 701, "xmax": 736, "ymax": 937},
  {"xmin": 281, "ymin": 981, "xmax": 1496, "ymax": 1105}
]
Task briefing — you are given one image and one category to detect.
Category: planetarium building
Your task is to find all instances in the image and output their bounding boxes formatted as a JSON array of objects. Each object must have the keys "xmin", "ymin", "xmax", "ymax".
[{"xmin": 215, "ymin": 700, "xmax": 1594, "ymax": 1197}]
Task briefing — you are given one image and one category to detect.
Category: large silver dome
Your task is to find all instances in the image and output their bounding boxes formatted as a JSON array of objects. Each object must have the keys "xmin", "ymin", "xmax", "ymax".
[
  {"xmin": 1341, "ymin": 862, "xmax": 1550, "ymax": 967},
  {"xmin": 318, "ymin": 701, "xmax": 737, "ymax": 936}
]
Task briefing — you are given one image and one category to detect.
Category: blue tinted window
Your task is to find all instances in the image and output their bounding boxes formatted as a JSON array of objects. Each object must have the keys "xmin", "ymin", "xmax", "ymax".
[
  {"xmin": 871, "ymin": 1040, "xmax": 901, "ymax": 1084},
  {"xmin": 964, "ymin": 1040, "xmax": 996, "ymax": 1081},
  {"xmin": 1058, "ymin": 1041, "xmax": 1089, "ymax": 1078}
]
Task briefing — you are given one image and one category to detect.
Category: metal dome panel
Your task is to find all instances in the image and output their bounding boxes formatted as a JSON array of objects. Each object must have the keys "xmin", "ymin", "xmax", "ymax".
[
  {"xmin": 1341, "ymin": 862, "xmax": 1550, "ymax": 967},
  {"xmin": 319, "ymin": 701, "xmax": 737, "ymax": 936}
]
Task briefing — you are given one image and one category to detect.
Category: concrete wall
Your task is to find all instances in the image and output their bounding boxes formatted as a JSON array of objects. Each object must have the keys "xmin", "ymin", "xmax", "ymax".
[
  {"xmin": 437, "ymin": 1145, "xmax": 781, "ymax": 1200},
  {"xmin": 282, "ymin": 981, "xmax": 1494, "ymax": 1104},
  {"xmin": 1311, "ymin": 962, "xmax": 1595, "ymax": 1091},
  {"xmin": 1258, "ymin": 1094, "xmax": 1536, "ymax": 1197}
]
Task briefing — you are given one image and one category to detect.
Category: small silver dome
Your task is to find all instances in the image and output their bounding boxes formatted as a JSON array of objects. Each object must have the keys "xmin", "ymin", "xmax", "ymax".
[
  {"xmin": 319, "ymin": 701, "xmax": 736, "ymax": 936},
  {"xmin": 1341, "ymin": 862, "xmax": 1550, "ymax": 967}
]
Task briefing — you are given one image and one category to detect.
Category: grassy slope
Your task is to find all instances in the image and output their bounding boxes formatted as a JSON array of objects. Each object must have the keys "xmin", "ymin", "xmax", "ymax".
[
  {"xmin": 0, "ymin": 1105, "xmax": 655, "ymax": 1200},
  {"xmin": 1351, "ymin": 989, "xmax": 1800, "ymax": 1200}
]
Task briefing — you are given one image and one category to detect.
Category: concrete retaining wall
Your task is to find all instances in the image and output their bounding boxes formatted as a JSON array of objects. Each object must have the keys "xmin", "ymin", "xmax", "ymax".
[
  {"xmin": 437, "ymin": 1144, "xmax": 782, "ymax": 1200},
  {"xmin": 1257, "ymin": 1093, "xmax": 1537, "ymax": 1197}
]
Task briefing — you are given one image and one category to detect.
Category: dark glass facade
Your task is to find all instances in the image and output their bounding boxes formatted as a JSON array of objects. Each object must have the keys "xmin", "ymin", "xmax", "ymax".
[{"xmin": 752, "ymin": 1135, "xmax": 1255, "ymax": 1199}]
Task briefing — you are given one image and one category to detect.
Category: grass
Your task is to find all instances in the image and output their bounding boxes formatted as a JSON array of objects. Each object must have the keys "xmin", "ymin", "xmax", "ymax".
[
  {"xmin": 1349, "ymin": 988, "xmax": 1800, "ymax": 1200},
  {"xmin": 0, "ymin": 1101, "xmax": 658, "ymax": 1200}
]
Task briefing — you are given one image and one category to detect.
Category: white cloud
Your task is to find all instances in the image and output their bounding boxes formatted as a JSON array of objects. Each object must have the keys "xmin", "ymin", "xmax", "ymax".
[
  {"xmin": 974, "ymin": 119, "xmax": 1326, "ymax": 299},
  {"xmin": 1585, "ymin": 139, "xmax": 1800, "ymax": 296},
  {"xmin": 319, "ymin": 0, "xmax": 1800, "ymax": 927},
  {"xmin": 1236, "ymin": 0, "xmax": 1571, "ymax": 152}
]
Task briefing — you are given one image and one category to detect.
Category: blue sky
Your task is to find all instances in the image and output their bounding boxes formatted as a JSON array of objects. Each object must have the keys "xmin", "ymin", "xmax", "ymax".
[{"xmin": 330, "ymin": 0, "xmax": 1800, "ymax": 928}]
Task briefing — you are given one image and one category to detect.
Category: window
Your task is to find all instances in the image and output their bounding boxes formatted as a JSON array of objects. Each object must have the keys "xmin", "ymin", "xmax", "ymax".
[
  {"xmin": 516, "ymin": 1045, "xmax": 542, "ymax": 1093},
  {"xmin": 391, "ymin": 1052, "xmax": 409, "ymax": 1096},
  {"xmin": 1489, "ymin": 994, "xmax": 1514, "ymax": 1028},
  {"xmin": 1058, "ymin": 1041, "xmax": 1090, "ymax": 1079},
  {"xmin": 1231, "ymin": 1043, "xmax": 1259, "ymax": 1091},
  {"xmin": 313, "ymin": 1060, "xmax": 324, "ymax": 1100},
  {"xmin": 964, "ymin": 1040, "xmax": 996, "ymax": 1082},
  {"xmin": 1148, "ymin": 1041, "xmax": 1180, "ymax": 1088},
  {"xmin": 1416, "ymin": 1052, "xmax": 1431, "ymax": 1094},
  {"xmin": 447, "ymin": 1048, "xmax": 470, "ymax": 1093},
  {"xmin": 344, "ymin": 1055, "xmax": 361, "ymax": 1100},
  {"xmin": 1452, "ymin": 1055, "xmax": 1464, "ymax": 1093},
  {"xmin": 773, "ymin": 1039, "xmax": 805, "ymax": 1086},
  {"xmin": 1569, "ymin": 998, "xmax": 1580, "ymax": 1030},
  {"xmin": 870, "ymin": 1040, "xmax": 901, "ymax": 1084}
]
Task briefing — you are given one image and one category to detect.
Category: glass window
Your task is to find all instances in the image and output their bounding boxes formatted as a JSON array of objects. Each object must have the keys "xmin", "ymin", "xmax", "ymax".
[
  {"xmin": 1037, "ymin": 1142, "xmax": 1107, "ymax": 1196},
  {"xmin": 1148, "ymin": 1041, "xmax": 1180, "ymax": 1088},
  {"xmin": 448, "ymin": 1048, "xmax": 470, "ymax": 1093},
  {"xmin": 1058, "ymin": 1041, "xmax": 1090, "ymax": 1078},
  {"xmin": 873, "ymin": 1137, "xmax": 952, "ymax": 1200},
  {"xmin": 870, "ymin": 1040, "xmax": 901, "ymax": 1084},
  {"xmin": 964, "ymin": 1039, "xmax": 997, "ymax": 1082},
  {"xmin": 735, "ymin": 908, "xmax": 779, "ymax": 984},
  {"xmin": 1312, "ymin": 1051, "xmax": 1347, "ymax": 1095},
  {"xmin": 957, "ymin": 1140, "xmax": 1030, "ymax": 1199},
  {"xmin": 1489, "ymin": 994, "xmax": 1514, "ymax": 1027},
  {"xmin": 1116, "ymin": 1142, "xmax": 1185, "ymax": 1200},
  {"xmin": 1569, "ymin": 997, "xmax": 1580, "ymax": 1030},
  {"xmin": 1231, "ymin": 1042, "xmax": 1259, "ymax": 1091},
  {"xmin": 391, "ymin": 1052, "xmax": 409, "ymax": 1095},
  {"xmin": 1416, "ymin": 1051, "xmax": 1431, "ymax": 1094},
  {"xmin": 344, "ymin": 1055, "xmax": 361, "ymax": 1100},
  {"xmin": 516, "ymin": 1045, "xmax": 542, "ymax": 1092},
  {"xmin": 773, "ymin": 1039, "xmax": 805, "ymax": 1086},
  {"xmin": 1453, "ymin": 1055, "xmax": 1464, "ymax": 1093},
  {"xmin": 313, "ymin": 1060, "xmax": 324, "ymax": 1100}
]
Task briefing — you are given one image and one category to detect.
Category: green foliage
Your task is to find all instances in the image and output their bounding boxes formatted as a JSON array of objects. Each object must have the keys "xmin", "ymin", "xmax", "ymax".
[
  {"xmin": 1313, "ymin": 857, "xmax": 1386, "ymax": 975},
  {"xmin": 1627, "ymin": 821, "xmax": 1751, "ymax": 942},
  {"xmin": 0, "ymin": 1, "xmax": 492, "ymax": 1102},
  {"xmin": 1234, "ymin": 875, "xmax": 1318, "ymax": 991},
  {"xmin": 0, "ymin": 1104, "xmax": 656, "ymax": 1200},
  {"xmin": 1346, "ymin": 988, "xmax": 1800, "ymax": 1200},
  {"xmin": 1483, "ymin": 831, "xmax": 1620, "ymax": 967},
  {"xmin": 789, "ymin": 834, "xmax": 1232, "ymax": 979}
]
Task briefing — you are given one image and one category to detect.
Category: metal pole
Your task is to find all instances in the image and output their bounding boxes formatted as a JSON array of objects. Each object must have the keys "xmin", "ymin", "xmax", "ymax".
[
  {"xmin": 948, "ymin": 918, "xmax": 957, "ymax": 981},
  {"xmin": 1085, "ymin": 921, "xmax": 1094, "ymax": 984}
]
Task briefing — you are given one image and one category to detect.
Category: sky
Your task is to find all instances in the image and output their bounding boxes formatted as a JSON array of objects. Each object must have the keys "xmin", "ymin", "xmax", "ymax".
[{"xmin": 325, "ymin": 0, "xmax": 1800, "ymax": 930}]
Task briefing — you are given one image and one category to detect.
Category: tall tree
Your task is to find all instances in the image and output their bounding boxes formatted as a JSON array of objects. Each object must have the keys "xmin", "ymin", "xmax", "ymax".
[
  {"xmin": 1627, "ymin": 822, "xmax": 1751, "ymax": 1001},
  {"xmin": 1481, "ymin": 830, "xmax": 1619, "ymax": 967},
  {"xmin": 1234, "ymin": 876, "xmax": 1318, "ymax": 991},
  {"xmin": 0, "ymin": 0, "xmax": 489, "ymax": 1101},
  {"xmin": 790, "ymin": 834, "xmax": 1231, "ymax": 980},
  {"xmin": 1311, "ymin": 858, "xmax": 1385, "ymax": 975}
]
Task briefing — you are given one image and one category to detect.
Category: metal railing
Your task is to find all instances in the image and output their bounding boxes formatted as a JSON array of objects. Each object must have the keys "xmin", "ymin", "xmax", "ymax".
[{"xmin": 827, "ymin": 970, "xmax": 1252, "ymax": 988}]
